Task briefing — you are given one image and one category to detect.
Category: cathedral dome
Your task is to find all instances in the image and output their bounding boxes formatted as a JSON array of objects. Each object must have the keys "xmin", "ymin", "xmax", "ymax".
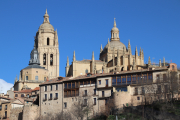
[
  {"xmin": 39, "ymin": 23, "xmax": 54, "ymax": 30},
  {"xmin": 104, "ymin": 41, "xmax": 126, "ymax": 50}
]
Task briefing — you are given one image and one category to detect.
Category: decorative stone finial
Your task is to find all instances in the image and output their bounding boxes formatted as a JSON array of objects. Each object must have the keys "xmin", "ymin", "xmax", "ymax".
[
  {"xmin": 100, "ymin": 44, "xmax": 103, "ymax": 53},
  {"xmin": 159, "ymin": 59, "xmax": 162, "ymax": 67},
  {"xmin": 73, "ymin": 51, "xmax": 76, "ymax": 61},
  {"xmin": 114, "ymin": 18, "xmax": 116, "ymax": 27},
  {"xmin": 67, "ymin": 56, "xmax": 69, "ymax": 67}
]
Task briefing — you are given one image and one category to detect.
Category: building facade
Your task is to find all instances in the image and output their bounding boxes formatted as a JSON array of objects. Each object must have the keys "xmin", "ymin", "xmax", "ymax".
[{"xmin": 40, "ymin": 63, "xmax": 179, "ymax": 119}]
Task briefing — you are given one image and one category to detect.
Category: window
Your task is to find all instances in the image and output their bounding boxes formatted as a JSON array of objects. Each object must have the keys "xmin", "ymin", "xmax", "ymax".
[
  {"xmin": 21, "ymin": 94, "xmax": 24, "ymax": 97},
  {"xmin": 102, "ymin": 91, "xmax": 104, "ymax": 97},
  {"xmin": 35, "ymin": 76, "xmax": 38, "ymax": 80},
  {"xmin": 132, "ymin": 75, "xmax": 136, "ymax": 84},
  {"xmin": 64, "ymin": 83, "xmax": 67, "ymax": 89},
  {"xmin": 49, "ymin": 93, "xmax": 52, "ymax": 100},
  {"xmin": 72, "ymin": 90, "xmax": 75, "ymax": 96},
  {"xmin": 157, "ymin": 74, "xmax": 160, "ymax": 80},
  {"xmin": 142, "ymin": 87, "xmax": 145, "ymax": 95},
  {"xmin": 84, "ymin": 90, "xmax": 87, "ymax": 96},
  {"xmin": 72, "ymin": 82, "xmax": 75, "ymax": 88},
  {"xmin": 5, "ymin": 111, "xmax": 7, "ymax": 118},
  {"xmin": 43, "ymin": 53, "xmax": 46, "ymax": 65},
  {"xmin": 122, "ymin": 76, "xmax": 126, "ymax": 85},
  {"xmin": 5, "ymin": 105, "xmax": 7, "ymax": 110},
  {"xmin": 64, "ymin": 102, "xmax": 67, "ymax": 108},
  {"xmin": 50, "ymin": 54, "xmax": 53, "ymax": 65},
  {"xmin": 99, "ymin": 80, "xmax": 101, "ymax": 85},
  {"xmin": 115, "ymin": 33, "xmax": 117, "ymax": 38},
  {"xmin": 105, "ymin": 99, "xmax": 108, "ymax": 105},
  {"xmin": 55, "ymin": 93, "xmax": 58, "ymax": 100},
  {"xmin": 135, "ymin": 88, "xmax": 138, "ymax": 95},
  {"xmin": 76, "ymin": 90, "xmax": 79, "ymax": 96},
  {"xmin": 157, "ymin": 85, "xmax": 161, "ymax": 93},
  {"xmin": 26, "ymin": 76, "xmax": 28, "ymax": 80},
  {"xmin": 44, "ymin": 94, "xmax": 47, "ymax": 100},
  {"xmin": 172, "ymin": 65, "xmax": 175, "ymax": 70},
  {"xmin": 50, "ymin": 85, "xmax": 52, "ymax": 91},
  {"xmin": 94, "ymin": 89, "xmax": 96, "ymax": 95},
  {"xmin": 117, "ymin": 76, "xmax": 121, "ymax": 85},
  {"xmin": 163, "ymin": 74, "xmax": 167, "ymax": 81},
  {"xmin": 47, "ymin": 37, "xmax": 49, "ymax": 45},
  {"xmin": 84, "ymin": 99, "xmax": 87, "ymax": 106},
  {"xmin": 44, "ymin": 77, "xmax": 46, "ymax": 81},
  {"xmin": 0, "ymin": 105, "xmax": 2, "ymax": 111},
  {"xmin": 137, "ymin": 97, "xmax": 140, "ymax": 100},
  {"xmin": 164, "ymin": 85, "xmax": 168, "ymax": 93},
  {"xmin": 106, "ymin": 79, "xmax": 108, "ymax": 87},
  {"xmin": 85, "ymin": 69, "xmax": 88, "ymax": 74},
  {"xmin": 94, "ymin": 98, "xmax": 96, "ymax": 105},
  {"xmin": 148, "ymin": 74, "xmax": 152, "ymax": 80},
  {"xmin": 76, "ymin": 82, "xmax": 79, "ymax": 88},
  {"xmin": 45, "ymin": 86, "xmax": 47, "ymax": 91},
  {"xmin": 68, "ymin": 83, "xmax": 71, "ymax": 89},
  {"xmin": 56, "ymin": 84, "xmax": 58, "ymax": 90},
  {"xmin": 15, "ymin": 94, "xmax": 18, "ymax": 97},
  {"xmin": 127, "ymin": 75, "xmax": 131, "ymax": 84},
  {"xmin": 112, "ymin": 77, "xmax": 116, "ymax": 85}
]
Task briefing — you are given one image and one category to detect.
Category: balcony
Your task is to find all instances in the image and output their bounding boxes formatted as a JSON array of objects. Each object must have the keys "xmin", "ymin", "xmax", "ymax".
[
  {"xmin": 49, "ymin": 98, "xmax": 52, "ymax": 101},
  {"xmin": 54, "ymin": 97, "xmax": 58, "ymax": 100},
  {"xmin": 43, "ymin": 98, "xmax": 47, "ymax": 101},
  {"xmin": 134, "ymin": 92, "xmax": 138, "ymax": 95}
]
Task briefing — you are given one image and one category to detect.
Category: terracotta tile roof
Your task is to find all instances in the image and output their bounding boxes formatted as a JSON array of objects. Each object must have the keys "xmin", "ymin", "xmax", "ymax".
[
  {"xmin": 14, "ymin": 97, "xmax": 25, "ymax": 104},
  {"xmin": 40, "ymin": 67, "xmax": 169, "ymax": 85},
  {"xmin": 32, "ymin": 87, "xmax": 39, "ymax": 91},
  {"xmin": 14, "ymin": 89, "xmax": 33, "ymax": 93},
  {"xmin": 0, "ymin": 96, "xmax": 11, "ymax": 100}
]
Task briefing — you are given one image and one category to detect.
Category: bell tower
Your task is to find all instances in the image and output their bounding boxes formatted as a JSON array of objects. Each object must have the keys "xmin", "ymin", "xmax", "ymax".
[{"xmin": 35, "ymin": 9, "xmax": 59, "ymax": 79}]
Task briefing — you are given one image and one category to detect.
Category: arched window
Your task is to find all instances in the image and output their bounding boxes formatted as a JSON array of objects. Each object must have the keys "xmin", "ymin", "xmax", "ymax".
[
  {"xmin": 35, "ymin": 76, "xmax": 38, "ymax": 80},
  {"xmin": 43, "ymin": 53, "xmax": 46, "ymax": 65},
  {"xmin": 50, "ymin": 54, "xmax": 53, "ymax": 65},
  {"xmin": 21, "ymin": 94, "xmax": 24, "ymax": 97},
  {"xmin": 47, "ymin": 37, "xmax": 49, "ymax": 45}
]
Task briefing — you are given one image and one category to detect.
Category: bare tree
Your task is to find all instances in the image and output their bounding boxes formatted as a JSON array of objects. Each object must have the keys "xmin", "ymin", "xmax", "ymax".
[{"xmin": 70, "ymin": 93, "xmax": 94, "ymax": 120}]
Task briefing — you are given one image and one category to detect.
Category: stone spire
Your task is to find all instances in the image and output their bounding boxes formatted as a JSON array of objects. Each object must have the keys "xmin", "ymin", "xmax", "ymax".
[
  {"xmin": 43, "ymin": 9, "xmax": 50, "ymax": 23},
  {"xmin": 135, "ymin": 46, "xmax": 138, "ymax": 56},
  {"xmin": 92, "ymin": 51, "xmax": 95, "ymax": 61},
  {"xmin": 66, "ymin": 56, "xmax": 69, "ymax": 67},
  {"xmin": 159, "ymin": 59, "xmax": 162, "ymax": 67},
  {"xmin": 128, "ymin": 40, "xmax": 132, "ymax": 55},
  {"xmin": 140, "ymin": 47, "xmax": 142, "ymax": 57},
  {"xmin": 163, "ymin": 57, "xmax": 165, "ymax": 66},
  {"xmin": 29, "ymin": 43, "xmax": 40, "ymax": 65},
  {"xmin": 73, "ymin": 51, "xmax": 76, "ymax": 61},
  {"xmin": 111, "ymin": 18, "xmax": 119, "ymax": 41},
  {"xmin": 100, "ymin": 44, "xmax": 103, "ymax": 53},
  {"xmin": 148, "ymin": 56, "xmax": 151, "ymax": 66}
]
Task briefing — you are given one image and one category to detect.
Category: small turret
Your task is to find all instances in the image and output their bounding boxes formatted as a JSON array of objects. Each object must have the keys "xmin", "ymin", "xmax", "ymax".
[
  {"xmin": 43, "ymin": 9, "xmax": 50, "ymax": 23},
  {"xmin": 92, "ymin": 51, "xmax": 95, "ymax": 61},
  {"xmin": 128, "ymin": 40, "xmax": 132, "ymax": 55},
  {"xmin": 66, "ymin": 56, "xmax": 69, "ymax": 67}
]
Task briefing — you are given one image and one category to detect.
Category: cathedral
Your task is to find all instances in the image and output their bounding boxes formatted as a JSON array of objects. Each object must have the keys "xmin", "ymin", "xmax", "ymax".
[
  {"xmin": 66, "ymin": 19, "xmax": 145, "ymax": 77},
  {"xmin": 14, "ymin": 9, "xmax": 59, "ymax": 91}
]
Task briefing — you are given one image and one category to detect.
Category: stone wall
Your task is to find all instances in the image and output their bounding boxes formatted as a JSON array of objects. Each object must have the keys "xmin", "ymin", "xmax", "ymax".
[
  {"xmin": 23, "ymin": 105, "xmax": 39, "ymax": 120},
  {"xmin": 10, "ymin": 107, "xmax": 23, "ymax": 120}
]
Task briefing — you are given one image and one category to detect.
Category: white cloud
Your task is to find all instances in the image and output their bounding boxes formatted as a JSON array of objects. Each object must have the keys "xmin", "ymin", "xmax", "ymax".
[{"xmin": 0, "ymin": 79, "xmax": 13, "ymax": 94}]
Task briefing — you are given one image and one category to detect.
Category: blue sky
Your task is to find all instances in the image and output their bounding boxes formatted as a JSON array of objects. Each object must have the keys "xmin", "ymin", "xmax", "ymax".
[{"xmin": 0, "ymin": 0, "xmax": 180, "ymax": 92}]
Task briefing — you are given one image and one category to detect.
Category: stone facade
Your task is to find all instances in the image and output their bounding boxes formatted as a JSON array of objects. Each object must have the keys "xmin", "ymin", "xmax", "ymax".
[{"xmin": 40, "ymin": 64, "xmax": 179, "ymax": 119}]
